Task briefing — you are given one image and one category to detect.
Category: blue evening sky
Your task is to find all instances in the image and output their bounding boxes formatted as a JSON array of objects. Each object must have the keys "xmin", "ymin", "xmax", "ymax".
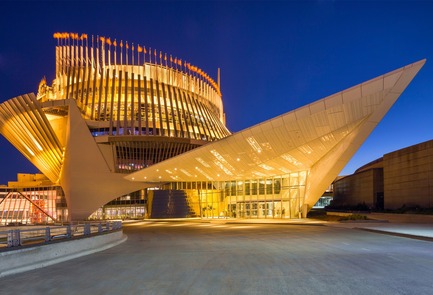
[{"xmin": 0, "ymin": 0, "xmax": 432, "ymax": 184}]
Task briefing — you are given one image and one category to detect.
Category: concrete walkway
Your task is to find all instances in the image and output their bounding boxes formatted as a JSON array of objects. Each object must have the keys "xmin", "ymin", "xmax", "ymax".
[
  {"xmin": 2, "ymin": 219, "xmax": 433, "ymax": 294},
  {"xmin": 181, "ymin": 213, "xmax": 433, "ymax": 241},
  {"xmin": 324, "ymin": 212, "xmax": 433, "ymax": 241}
]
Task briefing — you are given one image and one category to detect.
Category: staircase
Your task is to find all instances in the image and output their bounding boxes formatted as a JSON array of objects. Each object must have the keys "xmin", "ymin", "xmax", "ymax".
[{"xmin": 151, "ymin": 190, "xmax": 197, "ymax": 218}]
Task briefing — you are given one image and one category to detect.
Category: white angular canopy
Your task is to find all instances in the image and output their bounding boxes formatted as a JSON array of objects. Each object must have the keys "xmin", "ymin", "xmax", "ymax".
[{"xmin": 126, "ymin": 59, "xmax": 425, "ymax": 207}]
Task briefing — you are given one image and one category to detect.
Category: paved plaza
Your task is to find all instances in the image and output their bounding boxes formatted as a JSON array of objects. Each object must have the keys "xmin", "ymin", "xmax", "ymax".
[{"xmin": 1, "ymin": 220, "xmax": 433, "ymax": 294}]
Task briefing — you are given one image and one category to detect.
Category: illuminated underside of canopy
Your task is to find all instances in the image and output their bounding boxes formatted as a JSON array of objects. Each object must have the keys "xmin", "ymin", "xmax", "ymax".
[{"xmin": 126, "ymin": 59, "xmax": 425, "ymax": 209}]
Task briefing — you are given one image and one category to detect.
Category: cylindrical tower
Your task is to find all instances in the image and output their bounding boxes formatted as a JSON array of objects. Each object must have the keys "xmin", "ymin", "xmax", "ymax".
[{"xmin": 41, "ymin": 32, "xmax": 231, "ymax": 173}]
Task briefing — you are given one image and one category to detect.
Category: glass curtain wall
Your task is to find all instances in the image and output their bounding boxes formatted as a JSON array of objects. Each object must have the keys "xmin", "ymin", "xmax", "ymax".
[
  {"xmin": 170, "ymin": 171, "xmax": 307, "ymax": 219},
  {"xmin": 89, "ymin": 189, "xmax": 147, "ymax": 220}
]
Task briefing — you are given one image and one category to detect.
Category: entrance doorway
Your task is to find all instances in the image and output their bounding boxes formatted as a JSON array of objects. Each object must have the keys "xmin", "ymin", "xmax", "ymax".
[{"xmin": 376, "ymin": 192, "xmax": 384, "ymax": 210}]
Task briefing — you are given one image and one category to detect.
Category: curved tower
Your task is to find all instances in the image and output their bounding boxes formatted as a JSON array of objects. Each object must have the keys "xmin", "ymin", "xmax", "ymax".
[{"xmin": 48, "ymin": 32, "xmax": 230, "ymax": 173}]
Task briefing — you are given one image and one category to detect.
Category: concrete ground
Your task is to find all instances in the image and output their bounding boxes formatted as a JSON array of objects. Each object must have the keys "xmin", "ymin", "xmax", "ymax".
[{"xmin": 1, "ymin": 218, "xmax": 433, "ymax": 295}]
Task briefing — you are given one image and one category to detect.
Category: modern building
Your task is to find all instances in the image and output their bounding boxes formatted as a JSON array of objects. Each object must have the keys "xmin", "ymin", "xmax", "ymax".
[
  {"xmin": 333, "ymin": 139, "xmax": 433, "ymax": 210},
  {"xmin": 0, "ymin": 32, "xmax": 425, "ymax": 222},
  {"xmin": 331, "ymin": 159, "xmax": 384, "ymax": 210},
  {"xmin": 0, "ymin": 173, "xmax": 67, "ymax": 225}
]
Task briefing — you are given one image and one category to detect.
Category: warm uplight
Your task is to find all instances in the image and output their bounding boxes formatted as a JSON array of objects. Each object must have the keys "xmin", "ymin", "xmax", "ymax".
[
  {"xmin": 27, "ymin": 132, "xmax": 43, "ymax": 151},
  {"xmin": 246, "ymin": 137, "xmax": 262, "ymax": 153},
  {"xmin": 196, "ymin": 157, "xmax": 211, "ymax": 167},
  {"xmin": 194, "ymin": 166, "xmax": 213, "ymax": 180},
  {"xmin": 180, "ymin": 169, "xmax": 192, "ymax": 177},
  {"xmin": 211, "ymin": 149, "xmax": 235, "ymax": 175},
  {"xmin": 258, "ymin": 164, "xmax": 274, "ymax": 171},
  {"xmin": 281, "ymin": 154, "xmax": 302, "ymax": 167},
  {"xmin": 52, "ymin": 31, "xmax": 222, "ymax": 96}
]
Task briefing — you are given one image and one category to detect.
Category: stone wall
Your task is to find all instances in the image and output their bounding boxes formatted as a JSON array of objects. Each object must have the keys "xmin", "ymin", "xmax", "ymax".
[
  {"xmin": 333, "ymin": 168, "xmax": 383, "ymax": 209},
  {"xmin": 384, "ymin": 140, "xmax": 433, "ymax": 209}
]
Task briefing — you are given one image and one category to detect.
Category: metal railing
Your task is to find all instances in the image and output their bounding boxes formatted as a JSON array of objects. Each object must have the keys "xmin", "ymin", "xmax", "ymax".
[{"xmin": 0, "ymin": 221, "xmax": 122, "ymax": 249}]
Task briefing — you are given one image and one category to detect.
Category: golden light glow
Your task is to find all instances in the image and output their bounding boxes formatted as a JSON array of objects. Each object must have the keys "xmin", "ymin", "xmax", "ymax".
[
  {"xmin": 52, "ymin": 31, "xmax": 221, "ymax": 96},
  {"xmin": 246, "ymin": 137, "xmax": 262, "ymax": 153}
]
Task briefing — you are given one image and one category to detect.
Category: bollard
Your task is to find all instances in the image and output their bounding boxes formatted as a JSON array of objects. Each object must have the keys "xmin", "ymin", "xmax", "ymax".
[
  {"xmin": 14, "ymin": 229, "xmax": 21, "ymax": 246},
  {"xmin": 7, "ymin": 230, "xmax": 14, "ymax": 247},
  {"xmin": 8, "ymin": 229, "xmax": 21, "ymax": 247},
  {"xmin": 84, "ymin": 223, "xmax": 91, "ymax": 235},
  {"xmin": 45, "ymin": 227, "xmax": 51, "ymax": 242},
  {"xmin": 66, "ymin": 225, "xmax": 72, "ymax": 238}
]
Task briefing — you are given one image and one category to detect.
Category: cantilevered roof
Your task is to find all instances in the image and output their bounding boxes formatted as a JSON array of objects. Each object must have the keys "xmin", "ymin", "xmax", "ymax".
[{"xmin": 125, "ymin": 60, "xmax": 425, "ymax": 188}]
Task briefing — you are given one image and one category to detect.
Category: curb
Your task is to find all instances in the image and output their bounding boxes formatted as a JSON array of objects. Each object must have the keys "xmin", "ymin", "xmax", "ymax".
[
  {"xmin": 0, "ymin": 231, "xmax": 127, "ymax": 278},
  {"xmin": 356, "ymin": 228, "xmax": 433, "ymax": 242}
]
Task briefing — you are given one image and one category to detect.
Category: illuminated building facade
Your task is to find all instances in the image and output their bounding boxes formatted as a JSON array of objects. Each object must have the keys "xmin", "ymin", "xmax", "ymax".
[
  {"xmin": 0, "ymin": 174, "xmax": 67, "ymax": 225},
  {"xmin": 0, "ymin": 32, "xmax": 425, "ymax": 221}
]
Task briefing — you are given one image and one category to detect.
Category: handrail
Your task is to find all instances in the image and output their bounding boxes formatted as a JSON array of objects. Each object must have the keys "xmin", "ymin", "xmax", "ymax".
[{"xmin": 0, "ymin": 221, "xmax": 122, "ymax": 249}]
